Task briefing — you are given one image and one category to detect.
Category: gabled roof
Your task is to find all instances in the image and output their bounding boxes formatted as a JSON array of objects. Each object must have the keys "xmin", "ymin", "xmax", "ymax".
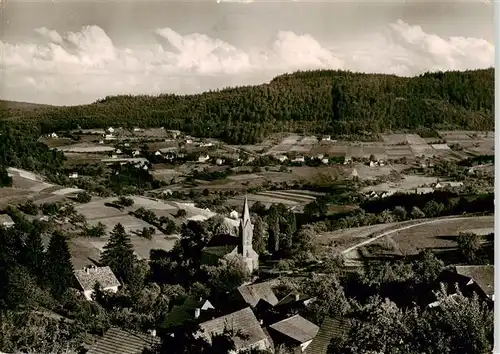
[
  {"xmin": 86, "ymin": 327, "xmax": 160, "ymax": 354},
  {"xmin": 0, "ymin": 214, "xmax": 14, "ymax": 225},
  {"xmin": 304, "ymin": 317, "xmax": 350, "ymax": 354},
  {"xmin": 164, "ymin": 298, "xmax": 215, "ymax": 330},
  {"xmin": 198, "ymin": 307, "xmax": 268, "ymax": 351},
  {"xmin": 74, "ymin": 266, "xmax": 120, "ymax": 291},
  {"xmin": 237, "ymin": 282, "xmax": 279, "ymax": 307},
  {"xmin": 454, "ymin": 265, "xmax": 494, "ymax": 296},
  {"xmin": 269, "ymin": 315, "xmax": 319, "ymax": 344},
  {"xmin": 276, "ymin": 292, "xmax": 311, "ymax": 307}
]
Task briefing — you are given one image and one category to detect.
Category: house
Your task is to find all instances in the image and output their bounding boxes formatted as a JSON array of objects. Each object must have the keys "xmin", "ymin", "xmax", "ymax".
[
  {"xmin": 197, "ymin": 307, "xmax": 272, "ymax": 353},
  {"xmin": 277, "ymin": 155, "xmax": 288, "ymax": 163},
  {"xmin": 115, "ymin": 149, "xmax": 122, "ymax": 155},
  {"xmin": 416, "ymin": 187, "xmax": 434, "ymax": 195},
  {"xmin": 85, "ymin": 326, "xmax": 159, "ymax": 354},
  {"xmin": 132, "ymin": 150, "xmax": 140, "ymax": 157},
  {"xmin": 98, "ymin": 140, "xmax": 104, "ymax": 144},
  {"xmin": 186, "ymin": 139, "xmax": 193, "ymax": 144},
  {"xmin": 0, "ymin": 214, "xmax": 15, "ymax": 228},
  {"xmin": 133, "ymin": 127, "xmax": 142, "ymax": 132},
  {"xmin": 275, "ymin": 292, "xmax": 316, "ymax": 312},
  {"xmin": 304, "ymin": 317, "xmax": 351, "ymax": 354},
  {"xmin": 369, "ymin": 161, "xmax": 377, "ymax": 168},
  {"xmin": 198, "ymin": 155, "xmax": 210, "ymax": 163},
  {"xmin": 381, "ymin": 190, "xmax": 395, "ymax": 199},
  {"xmin": 435, "ymin": 181, "xmax": 464, "ymax": 189},
  {"xmin": 68, "ymin": 172, "xmax": 79, "ymax": 179},
  {"xmin": 155, "ymin": 151, "xmax": 162, "ymax": 156},
  {"xmin": 107, "ymin": 127, "xmax": 115, "ymax": 133},
  {"xmin": 74, "ymin": 266, "xmax": 121, "ymax": 301},
  {"xmin": 230, "ymin": 210, "xmax": 239, "ymax": 219},
  {"xmin": 235, "ymin": 281, "xmax": 279, "ymax": 308},
  {"xmin": 426, "ymin": 265, "xmax": 494, "ymax": 307},
  {"xmin": 268, "ymin": 315, "xmax": 320, "ymax": 352},
  {"xmin": 344, "ymin": 157, "xmax": 352, "ymax": 165},
  {"xmin": 316, "ymin": 154, "xmax": 324, "ymax": 160},
  {"xmin": 104, "ymin": 134, "xmax": 115, "ymax": 140},
  {"xmin": 216, "ymin": 158, "xmax": 224, "ymax": 165},
  {"xmin": 322, "ymin": 136, "xmax": 331, "ymax": 141},
  {"xmin": 201, "ymin": 198, "xmax": 259, "ymax": 274},
  {"xmin": 50, "ymin": 132, "xmax": 58, "ymax": 139},
  {"xmin": 163, "ymin": 297, "xmax": 216, "ymax": 331},
  {"xmin": 292, "ymin": 156, "xmax": 305, "ymax": 163}
]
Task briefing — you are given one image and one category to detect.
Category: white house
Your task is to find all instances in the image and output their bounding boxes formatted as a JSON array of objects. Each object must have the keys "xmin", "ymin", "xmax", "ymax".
[
  {"xmin": 0, "ymin": 214, "xmax": 15, "ymax": 228},
  {"xmin": 68, "ymin": 172, "xmax": 79, "ymax": 179},
  {"xmin": 229, "ymin": 210, "xmax": 239, "ymax": 219},
  {"xmin": 316, "ymin": 154, "xmax": 324, "ymax": 160},
  {"xmin": 132, "ymin": 150, "xmax": 141, "ymax": 156},
  {"xmin": 155, "ymin": 151, "xmax": 162, "ymax": 156},
  {"xmin": 98, "ymin": 140, "xmax": 104, "ymax": 144},
  {"xmin": 133, "ymin": 127, "xmax": 142, "ymax": 132},
  {"xmin": 198, "ymin": 155, "xmax": 210, "ymax": 163},
  {"xmin": 321, "ymin": 158, "xmax": 329, "ymax": 164},
  {"xmin": 186, "ymin": 139, "xmax": 193, "ymax": 144},
  {"xmin": 115, "ymin": 149, "xmax": 122, "ymax": 154},
  {"xmin": 74, "ymin": 266, "xmax": 120, "ymax": 301},
  {"xmin": 50, "ymin": 132, "xmax": 58, "ymax": 139},
  {"xmin": 292, "ymin": 156, "xmax": 305, "ymax": 163},
  {"xmin": 104, "ymin": 134, "xmax": 115, "ymax": 140},
  {"xmin": 322, "ymin": 135, "xmax": 331, "ymax": 141},
  {"xmin": 107, "ymin": 127, "xmax": 115, "ymax": 133},
  {"xmin": 216, "ymin": 158, "xmax": 224, "ymax": 165}
]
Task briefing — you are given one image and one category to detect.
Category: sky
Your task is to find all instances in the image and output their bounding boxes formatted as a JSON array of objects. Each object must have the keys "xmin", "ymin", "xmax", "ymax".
[{"xmin": 0, "ymin": 0, "xmax": 495, "ymax": 106}]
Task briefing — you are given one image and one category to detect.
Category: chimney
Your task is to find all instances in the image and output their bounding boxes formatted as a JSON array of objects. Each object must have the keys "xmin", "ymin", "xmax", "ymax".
[
  {"xmin": 295, "ymin": 293, "xmax": 300, "ymax": 301},
  {"xmin": 194, "ymin": 308, "xmax": 201, "ymax": 319}
]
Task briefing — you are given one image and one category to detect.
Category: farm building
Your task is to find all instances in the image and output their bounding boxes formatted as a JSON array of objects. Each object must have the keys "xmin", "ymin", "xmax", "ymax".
[
  {"xmin": 268, "ymin": 315, "xmax": 320, "ymax": 352},
  {"xmin": 74, "ymin": 266, "xmax": 120, "ymax": 301},
  {"xmin": 0, "ymin": 214, "xmax": 15, "ymax": 228}
]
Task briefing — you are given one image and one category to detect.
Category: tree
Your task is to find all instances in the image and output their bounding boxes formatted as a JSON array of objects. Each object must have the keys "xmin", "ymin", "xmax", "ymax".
[
  {"xmin": 75, "ymin": 192, "xmax": 92, "ymax": 203},
  {"xmin": 140, "ymin": 227, "xmax": 155, "ymax": 240},
  {"xmin": 100, "ymin": 223, "xmax": 137, "ymax": 284},
  {"xmin": 410, "ymin": 206, "xmax": 425, "ymax": 219},
  {"xmin": 205, "ymin": 255, "xmax": 251, "ymax": 297},
  {"xmin": 19, "ymin": 199, "xmax": 39, "ymax": 215},
  {"xmin": 252, "ymin": 215, "xmax": 267, "ymax": 255},
  {"xmin": 46, "ymin": 231, "xmax": 74, "ymax": 297},
  {"xmin": 176, "ymin": 209, "xmax": 187, "ymax": 218},
  {"xmin": 19, "ymin": 229, "xmax": 46, "ymax": 282},
  {"xmin": 0, "ymin": 165, "xmax": 12, "ymax": 187},
  {"xmin": 293, "ymin": 224, "xmax": 315, "ymax": 259},
  {"xmin": 393, "ymin": 206, "xmax": 407, "ymax": 221},
  {"xmin": 423, "ymin": 200, "xmax": 445, "ymax": 218},
  {"xmin": 457, "ymin": 232, "xmax": 482, "ymax": 264},
  {"xmin": 411, "ymin": 249, "xmax": 444, "ymax": 286}
]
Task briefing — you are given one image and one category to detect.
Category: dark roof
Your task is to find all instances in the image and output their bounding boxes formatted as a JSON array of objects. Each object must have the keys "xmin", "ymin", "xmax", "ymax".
[
  {"xmin": 238, "ymin": 282, "xmax": 279, "ymax": 307},
  {"xmin": 454, "ymin": 265, "xmax": 494, "ymax": 296},
  {"xmin": 74, "ymin": 266, "xmax": 120, "ymax": 291},
  {"xmin": 203, "ymin": 234, "xmax": 239, "ymax": 258},
  {"xmin": 269, "ymin": 315, "xmax": 319, "ymax": 344},
  {"xmin": 164, "ymin": 298, "xmax": 214, "ymax": 330},
  {"xmin": 304, "ymin": 317, "xmax": 350, "ymax": 354},
  {"xmin": 198, "ymin": 307, "xmax": 268, "ymax": 351},
  {"xmin": 86, "ymin": 327, "xmax": 160, "ymax": 354}
]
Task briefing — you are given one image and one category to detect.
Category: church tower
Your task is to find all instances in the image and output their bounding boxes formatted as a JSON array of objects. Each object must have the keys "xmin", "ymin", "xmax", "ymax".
[{"xmin": 238, "ymin": 197, "xmax": 259, "ymax": 273}]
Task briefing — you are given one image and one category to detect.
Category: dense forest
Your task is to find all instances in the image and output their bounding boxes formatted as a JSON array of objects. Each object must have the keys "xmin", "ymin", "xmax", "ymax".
[{"xmin": 1, "ymin": 69, "xmax": 494, "ymax": 145}]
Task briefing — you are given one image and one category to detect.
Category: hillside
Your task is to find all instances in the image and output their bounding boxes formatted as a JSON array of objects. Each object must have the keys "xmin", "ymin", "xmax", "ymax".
[{"xmin": 1, "ymin": 68, "xmax": 495, "ymax": 144}]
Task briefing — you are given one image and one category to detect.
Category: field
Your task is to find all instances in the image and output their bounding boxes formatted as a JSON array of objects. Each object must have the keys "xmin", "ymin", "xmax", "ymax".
[
  {"xmin": 361, "ymin": 174, "xmax": 438, "ymax": 193},
  {"xmin": 57, "ymin": 143, "xmax": 116, "ymax": 153},
  {"xmin": 230, "ymin": 189, "xmax": 321, "ymax": 210}
]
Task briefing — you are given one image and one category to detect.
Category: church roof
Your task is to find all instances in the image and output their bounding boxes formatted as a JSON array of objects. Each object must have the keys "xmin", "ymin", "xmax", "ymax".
[{"xmin": 241, "ymin": 196, "xmax": 251, "ymax": 228}]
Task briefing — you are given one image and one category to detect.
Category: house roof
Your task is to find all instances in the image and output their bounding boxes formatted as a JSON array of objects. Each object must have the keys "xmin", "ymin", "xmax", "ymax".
[
  {"xmin": 454, "ymin": 265, "xmax": 494, "ymax": 296},
  {"xmin": 86, "ymin": 327, "xmax": 160, "ymax": 354},
  {"xmin": 276, "ymin": 292, "xmax": 311, "ymax": 307},
  {"xmin": 164, "ymin": 298, "xmax": 214, "ymax": 330},
  {"xmin": 198, "ymin": 307, "xmax": 268, "ymax": 351},
  {"xmin": 203, "ymin": 234, "xmax": 240, "ymax": 258},
  {"xmin": 0, "ymin": 214, "xmax": 14, "ymax": 225},
  {"xmin": 237, "ymin": 282, "xmax": 279, "ymax": 307},
  {"xmin": 304, "ymin": 317, "xmax": 350, "ymax": 354},
  {"xmin": 74, "ymin": 266, "xmax": 120, "ymax": 291},
  {"xmin": 269, "ymin": 315, "xmax": 319, "ymax": 344}
]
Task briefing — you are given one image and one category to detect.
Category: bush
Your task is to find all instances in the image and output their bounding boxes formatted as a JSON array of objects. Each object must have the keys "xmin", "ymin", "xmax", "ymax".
[{"xmin": 75, "ymin": 192, "xmax": 92, "ymax": 204}]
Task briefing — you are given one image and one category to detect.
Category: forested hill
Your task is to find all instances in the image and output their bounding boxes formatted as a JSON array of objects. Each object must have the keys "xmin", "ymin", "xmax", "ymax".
[{"xmin": 2, "ymin": 68, "xmax": 494, "ymax": 144}]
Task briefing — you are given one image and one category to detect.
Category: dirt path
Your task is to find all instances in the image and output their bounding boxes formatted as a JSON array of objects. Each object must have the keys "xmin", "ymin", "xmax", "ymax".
[{"xmin": 341, "ymin": 215, "xmax": 489, "ymax": 256}]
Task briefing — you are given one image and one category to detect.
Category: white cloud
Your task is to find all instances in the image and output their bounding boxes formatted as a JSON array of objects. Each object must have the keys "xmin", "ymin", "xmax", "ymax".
[{"xmin": 0, "ymin": 20, "xmax": 494, "ymax": 105}]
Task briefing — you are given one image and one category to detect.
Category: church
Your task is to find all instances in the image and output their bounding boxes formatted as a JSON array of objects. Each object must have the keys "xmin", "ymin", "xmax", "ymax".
[{"xmin": 201, "ymin": 197, "xmax": 259, "ymax": 273}]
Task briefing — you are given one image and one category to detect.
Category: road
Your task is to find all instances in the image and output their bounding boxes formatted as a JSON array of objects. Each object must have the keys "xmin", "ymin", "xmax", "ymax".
[{"xmin": 341, "ymin": 215, "xmax": 490, "ymax": 255}]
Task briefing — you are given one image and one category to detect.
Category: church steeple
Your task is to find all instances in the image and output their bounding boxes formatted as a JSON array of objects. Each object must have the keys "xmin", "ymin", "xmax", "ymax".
[{"xmin": 239, "ymin": 197, "xmax": 253, "ymax": 257}]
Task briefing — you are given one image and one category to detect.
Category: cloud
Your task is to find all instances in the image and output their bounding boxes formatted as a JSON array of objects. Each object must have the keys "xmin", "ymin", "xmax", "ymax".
[{"xmin": 0, "ymin": 20, "xmax": 494, "ymax": 105}]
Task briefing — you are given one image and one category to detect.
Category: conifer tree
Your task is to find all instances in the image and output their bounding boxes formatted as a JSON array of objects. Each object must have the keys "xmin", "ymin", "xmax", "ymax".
[
  {"xmin": 100, "ymin": 223, "xmax": 136, "ymax": 284},
  {"xmin": 19, "ymin": 229, "xmax": 46, "ymax": 283},
  {"xmin": 46, "ymin": 231, "xmax": 74, "ymax": 297}
]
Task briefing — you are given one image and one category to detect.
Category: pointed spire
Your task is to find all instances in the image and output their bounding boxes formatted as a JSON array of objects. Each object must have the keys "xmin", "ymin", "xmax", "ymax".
[{"xmin": 242, "ymin": 196, "xmax": 250, "ymax": 223}]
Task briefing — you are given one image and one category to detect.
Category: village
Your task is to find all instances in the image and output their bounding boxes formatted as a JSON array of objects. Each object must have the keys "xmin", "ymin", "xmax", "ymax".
[{"xmin": 0, "ymin": 123, "xmax": 494, "ymax": 354}]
